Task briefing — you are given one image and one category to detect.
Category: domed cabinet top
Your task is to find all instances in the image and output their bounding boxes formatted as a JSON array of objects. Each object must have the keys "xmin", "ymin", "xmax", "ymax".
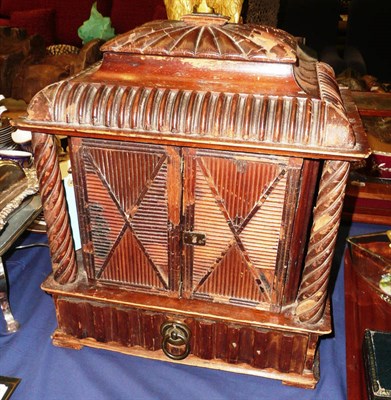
[
  {"xmin": 101, "ymin": 15, "xmax": 297, "ymax": 63},
  {"xmin": 21, "ymin": 13, "xmax": 368, "ymax": 159}
]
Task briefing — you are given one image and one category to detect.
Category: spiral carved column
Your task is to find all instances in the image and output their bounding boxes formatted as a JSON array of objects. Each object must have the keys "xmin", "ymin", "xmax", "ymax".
[
  {"xmin": 32, "ymin": 132, "xmax": 78, "ymax": 284},
  {"xmin": 295, "ymin": 160, "xmax": 350, "ymax": 324}
]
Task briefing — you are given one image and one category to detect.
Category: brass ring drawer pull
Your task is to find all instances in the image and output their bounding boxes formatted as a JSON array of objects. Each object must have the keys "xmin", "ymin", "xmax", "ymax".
[{"xmin": 160, "ymin": 321, "xmax": 191, "ymax": 360}]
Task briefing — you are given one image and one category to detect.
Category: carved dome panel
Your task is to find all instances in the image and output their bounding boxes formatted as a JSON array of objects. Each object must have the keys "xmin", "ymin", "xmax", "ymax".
[{"xmin": 101, "ymin": 16, "xmax": 297, "ymax": 63}]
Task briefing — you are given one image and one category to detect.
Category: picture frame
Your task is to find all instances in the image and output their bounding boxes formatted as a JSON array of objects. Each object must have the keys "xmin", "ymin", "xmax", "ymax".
[{"xmin": 0, "ymin": 376, "xmax": 21, "ymax": 400}]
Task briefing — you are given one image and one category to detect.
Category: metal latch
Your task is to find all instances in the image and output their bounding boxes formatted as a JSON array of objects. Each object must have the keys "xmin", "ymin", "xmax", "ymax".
[{"xmin": 183, "ymin": 231, "xmax": 206, "ymax": 246}]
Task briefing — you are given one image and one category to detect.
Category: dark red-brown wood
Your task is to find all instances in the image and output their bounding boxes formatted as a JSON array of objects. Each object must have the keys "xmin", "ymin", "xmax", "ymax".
[
  {"xmin": 20, "ymin": 13, "xmax": 369, "ymax": 389},
  {"xmin": 53, "ymin": 295, "xmax": 314, "ymax": 376}
]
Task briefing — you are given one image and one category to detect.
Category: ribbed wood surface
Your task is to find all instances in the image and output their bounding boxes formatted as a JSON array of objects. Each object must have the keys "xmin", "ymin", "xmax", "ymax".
[
  {"xmin": 75, "ymin": 141, "xmax": 299, "ymax": 309},
  {"xmin": 79, "ymin": 140, "xmax": 171, "ymax": 291},
  {"xmin": 102, "ymin": 19, "xmax": 297, "ymax": 63},
  {"xmin": 201, "ymin": 156, "xmax": 279, "ymax": 224},
  {"xmin": 101, "ymin": 227, "xmax": 165, "ymax": 289},
  {"xmin": 84, "ymin": 168, "xmax": 127, "ymax": 271},
  {"xmin": 32, "ymin": 132, "xmax": 78, "ymax": 284},
  {"xmin": 50, "ymin": 81, "xmax": 344, "ymax": 148},
  {"xmin": 296, "ymin": 160, "xmax": 350, "ymax": 323},
  {"xmin": 57, "ymin": 299, "xmax": 309, "ymax": 374},
  {"xmin": 131, "ymin": 164, "xmax": 169, "ymax": 282},
  {"xmin": 87, "ymin": 146, "xmax": 164, "ymax": 216},
  {"xmin": 317, "ymin": 62, "xmax": 346, "ymax": 116},
  {"xmin": 197, "ymin": 244, "xmax": 264, "ymax": 303},
  {"xmin": 187, "ymin": 151, "xmax": 289, "ymax": 308},
  {"xmin": 240, "ymin": 176, "xmax": 286, "ymax": 269}
]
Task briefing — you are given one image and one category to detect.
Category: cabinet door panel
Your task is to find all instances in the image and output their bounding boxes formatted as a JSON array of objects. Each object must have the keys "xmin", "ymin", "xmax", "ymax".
[
  {"xmin": 182, "ymin": 148, "xmax": 300, "ymax": 309},
  {"xmin": 71, "ymin": 138, "xmax": 182, "ymax": 294}
]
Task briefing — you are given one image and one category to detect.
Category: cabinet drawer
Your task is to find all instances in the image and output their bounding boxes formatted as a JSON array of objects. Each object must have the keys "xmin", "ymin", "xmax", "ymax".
[{"xmin": 55, "ymin": 297, "xmax": 312, "ymax": 376}]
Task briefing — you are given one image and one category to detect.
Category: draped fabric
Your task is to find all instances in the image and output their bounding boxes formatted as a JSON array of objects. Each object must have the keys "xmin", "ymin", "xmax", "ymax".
[{"xmin": 0, "ymin": 222, "xmax": 386, "ymax": 399}]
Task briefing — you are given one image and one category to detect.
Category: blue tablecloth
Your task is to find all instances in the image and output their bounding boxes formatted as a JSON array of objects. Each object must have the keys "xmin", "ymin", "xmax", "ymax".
[{"xmin": 0, "ymin": 221, "xmax": 388, "ymax": 400}]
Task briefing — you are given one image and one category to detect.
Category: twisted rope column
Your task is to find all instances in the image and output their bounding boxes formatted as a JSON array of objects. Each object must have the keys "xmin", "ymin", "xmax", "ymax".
[
  {"xmin": 32, "ymin": 132, "xmax": 78, "ymax": 284},
  {"xmin": 295, "ymin": 160, "xmax": 350, "ymax": 324}
]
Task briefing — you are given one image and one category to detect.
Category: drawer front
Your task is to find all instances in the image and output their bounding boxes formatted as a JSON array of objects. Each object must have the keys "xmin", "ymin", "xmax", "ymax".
[{"xmin": 56, "ymin": 298, "xmax": 311, "ymax": 376}]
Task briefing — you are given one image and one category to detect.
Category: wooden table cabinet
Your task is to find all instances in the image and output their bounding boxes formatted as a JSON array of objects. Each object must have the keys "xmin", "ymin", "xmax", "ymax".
[{"xmin": 18, "ymin": 13, "xmax": 368, "ymax": 388}]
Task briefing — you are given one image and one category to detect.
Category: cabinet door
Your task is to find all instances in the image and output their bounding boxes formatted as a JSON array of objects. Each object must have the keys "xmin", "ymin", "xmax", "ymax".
[
  {"xmin": 182, "ymin": 148, "xmax": 302, "ymax": 310},
  {"xmin": 71, "ymin": 138, "xmax": 182, "ymax": 294}
]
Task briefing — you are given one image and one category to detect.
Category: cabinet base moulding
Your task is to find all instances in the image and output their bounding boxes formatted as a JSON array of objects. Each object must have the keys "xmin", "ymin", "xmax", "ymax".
[
  {"xmin": 51, "ymin": 330, "xmax": 319, "ymax": 389},
  {"xmin": 45, "ymin": 277, "xmax": 329, "ymax": 390}
]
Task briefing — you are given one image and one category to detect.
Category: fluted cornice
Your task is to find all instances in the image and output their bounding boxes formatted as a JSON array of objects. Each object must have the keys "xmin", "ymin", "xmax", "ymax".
[
  {"xmin": 25, "ymin": 75, "xmax": 355, "ymax": 152},
  {"xmin": 20, "ymin": 16, "xmax": 368, "ymax": 159}
]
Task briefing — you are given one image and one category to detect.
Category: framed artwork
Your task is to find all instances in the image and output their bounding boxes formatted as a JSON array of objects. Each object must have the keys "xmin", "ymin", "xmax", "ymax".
[{"xmin": 0, "ymin": 376, "xmax": 20, "ymax": 400}]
